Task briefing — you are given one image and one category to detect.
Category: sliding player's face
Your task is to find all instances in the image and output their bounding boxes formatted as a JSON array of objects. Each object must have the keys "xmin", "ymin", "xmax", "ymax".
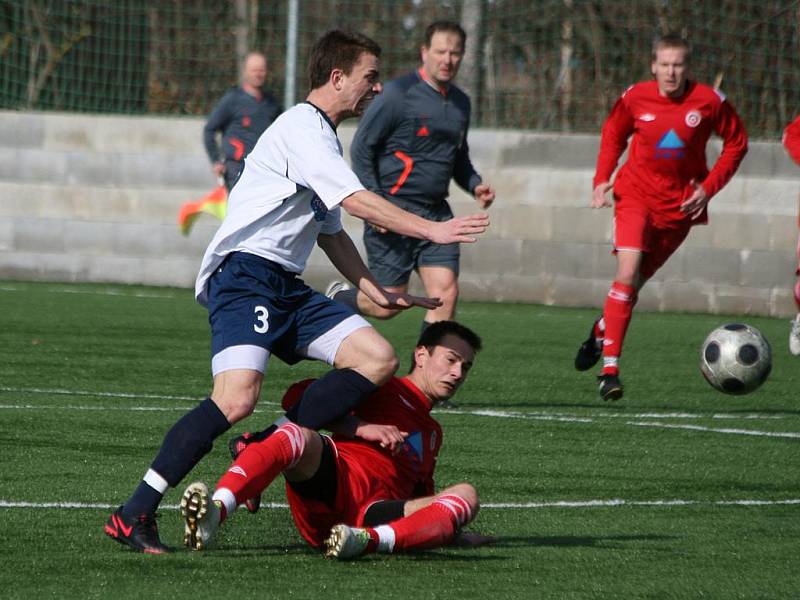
[
  {"xmin": 340, "ymin": 52, "xmax": 382, "ymax": 117},
  {"xmin": 651, "ymin": 46, "xmax": 689, "ymax": 98},
  {"xmin": 421, "ymin": 31, "xmax": 464, "ymax": 86},
  {"xmin": 415, "ymin": 334, "xmax": 475, "ymax": 402}
]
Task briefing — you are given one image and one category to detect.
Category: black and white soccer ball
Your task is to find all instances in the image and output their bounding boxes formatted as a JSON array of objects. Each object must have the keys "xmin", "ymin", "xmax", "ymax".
[{"xmin": 699, "ymin": 323, "xmax": 772, "ymax": 395}]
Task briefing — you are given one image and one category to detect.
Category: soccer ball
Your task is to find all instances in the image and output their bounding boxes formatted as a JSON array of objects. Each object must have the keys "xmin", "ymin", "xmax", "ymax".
[{"xmin": 699, "ymin": 323, "xmax": 772, "ymax": 395}]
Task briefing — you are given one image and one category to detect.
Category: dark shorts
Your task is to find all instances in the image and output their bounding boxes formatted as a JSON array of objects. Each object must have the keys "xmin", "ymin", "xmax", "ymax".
[
  {"xmin": 288, "ymin": 436, "xmax": 406, "ymax": 524},
  {"xmin": 206, "ymin": 252, "xmax": 357, "ymax": 365},
  {"xmin": 364, "ymin": 198, "xmax": 459, "ymax": 287}
]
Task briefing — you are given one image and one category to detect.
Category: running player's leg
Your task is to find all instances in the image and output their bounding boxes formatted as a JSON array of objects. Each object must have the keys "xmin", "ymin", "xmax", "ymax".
[
  {"xmin": 244, "ymin": 290, "xmax": 395, "ymax": 437},
  {"xmin": 106, "ymin": 254, "xmax": 282, "ymax": 553},
  {"xmin": 593, "ymin": 200, "xmax": 647, "ymax": 400},
  {"xmin": 417, "ymin": 230, "xmax": 460, "ymax": 332}
]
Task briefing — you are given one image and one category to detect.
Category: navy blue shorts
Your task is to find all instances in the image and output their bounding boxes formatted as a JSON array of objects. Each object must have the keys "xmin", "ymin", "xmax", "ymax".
[
  {"xmin": 363, "ymin": 198, "xmax": 459, "ymax": 287},
  {"xmin": 206, "ymin": 252, "xmax": 365, "ymax": 368}
]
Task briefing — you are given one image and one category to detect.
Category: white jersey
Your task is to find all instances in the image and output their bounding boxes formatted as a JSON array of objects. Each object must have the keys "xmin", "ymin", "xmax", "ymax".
[{"xmin": 195, "ymin": 102, "xmax": 365, "ymax": 306}]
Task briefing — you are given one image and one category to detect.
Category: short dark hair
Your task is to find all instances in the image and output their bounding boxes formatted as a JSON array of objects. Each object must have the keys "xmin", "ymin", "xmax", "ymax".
[
  {"xmin": 307, "ymin": 30, "xmax": 381, "ymax": 91},
  {"xmin": 409, "ymin": 320, "xmax": 482, "ymax": 372},
  {"xmin": 423, "ymin": 21, "xmax": 466, "ymax": 49},
  {"xmin": 652, "ymin": 32, "xmax": 691, "ymax": 63}
]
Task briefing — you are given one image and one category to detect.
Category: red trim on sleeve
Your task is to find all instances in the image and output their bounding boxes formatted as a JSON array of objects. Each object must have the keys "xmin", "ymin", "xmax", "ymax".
[
  {"xmin": 390, "ymin": 151, "xmax": 414, "ymax": 195},
  {"xmin": 230, "ymin": 138, "xmax": 245, "ymax": 161}
]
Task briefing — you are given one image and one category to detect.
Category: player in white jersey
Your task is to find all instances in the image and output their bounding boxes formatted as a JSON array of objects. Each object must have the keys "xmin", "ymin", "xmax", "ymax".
[{"xmin": 104, "ymin": 30, "xmax": 490, "ymax": 555}]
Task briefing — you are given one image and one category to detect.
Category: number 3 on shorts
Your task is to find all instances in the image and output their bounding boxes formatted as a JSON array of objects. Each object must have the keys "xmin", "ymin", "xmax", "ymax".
[{"xmin": 254, "ymin": 305, "xmax": 269, "ymax": 334}]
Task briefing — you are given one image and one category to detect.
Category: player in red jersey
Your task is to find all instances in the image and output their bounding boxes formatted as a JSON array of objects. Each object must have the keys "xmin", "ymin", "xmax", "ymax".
[
  {"xmin": 574, "ymin": 33, "xmax": 748, "ymax": 400},
  {"xmin": 179, "ymin": 321, "xmax": 493, "ymax": 558},
  {"xmin": 783, "ymin": 115, "xmax": 800, "ymax": 355}
]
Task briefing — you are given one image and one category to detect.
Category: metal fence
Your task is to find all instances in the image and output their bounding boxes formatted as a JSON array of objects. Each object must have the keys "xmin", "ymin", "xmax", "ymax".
[{"xmin": 1, "ymin": 0, "xmax": 798, "ymax": 137}]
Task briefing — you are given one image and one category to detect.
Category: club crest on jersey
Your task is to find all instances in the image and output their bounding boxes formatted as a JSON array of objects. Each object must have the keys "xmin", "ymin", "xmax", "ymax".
[
  {"xmin": 655, "ymin": 128, "xmax": 686, "ymax": 159},
  {"xmin": 310, "ymin": 195, "xmax": 328, "ymax": 221},
  {"xmin": 401, "ymin": 431, "xmax": 423, "ymax": 463},
  {"xmin": 685, "ymin": 110, "xmax": 702, "ymax": 128}
]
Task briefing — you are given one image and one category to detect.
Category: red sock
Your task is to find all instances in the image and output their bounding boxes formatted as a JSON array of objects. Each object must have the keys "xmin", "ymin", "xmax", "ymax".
[
  {"xmin": 373, "ymin": 494, "xmax": 473, "ymax": 553},
  {"xmin": 794, "ymin": 279, "xmax": 800, "ymax": 311},
  {"xmin": 215, "ymin": 423, "xmax": 305, "ymax": 515},
  {"xmin": 601, "ymin": 281, "xmax": 636, "ymax": 375}
]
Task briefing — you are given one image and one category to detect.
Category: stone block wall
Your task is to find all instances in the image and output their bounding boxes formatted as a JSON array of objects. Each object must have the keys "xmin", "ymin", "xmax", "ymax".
[{"xmin": 1, "ymin": 110, "xmax": 798, "ymax": 316}]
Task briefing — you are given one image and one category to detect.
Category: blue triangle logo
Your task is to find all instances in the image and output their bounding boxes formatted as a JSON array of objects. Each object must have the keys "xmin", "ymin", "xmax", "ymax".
[
  {"xmin": 405, "ymin": 431, "xmax": 422, "ymax": 459},
  {"xmin": 656, "ymin": 129, "xmax": 685, "ymax": 149}
]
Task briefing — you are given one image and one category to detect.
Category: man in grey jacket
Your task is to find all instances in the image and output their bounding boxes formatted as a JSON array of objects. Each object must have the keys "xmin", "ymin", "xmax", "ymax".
[
  {"xmin": 203, "ymin": 51, "xmax": 281, "ymax": 191},
  {"xmin": 328, "ymin": 21, "xmax": 495, "ymax": 334}
]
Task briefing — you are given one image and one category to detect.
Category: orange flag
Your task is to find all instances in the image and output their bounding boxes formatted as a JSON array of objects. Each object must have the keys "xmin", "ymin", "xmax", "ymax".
[{"xmin": 178, "ymin": 184, "xmax": 227, "ymax": 235}]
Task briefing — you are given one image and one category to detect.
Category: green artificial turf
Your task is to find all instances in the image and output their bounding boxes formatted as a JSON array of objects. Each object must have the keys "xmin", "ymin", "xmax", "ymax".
[{"xmin": 1, "ymin": 281, "xmax": 797, "ymax": 599}]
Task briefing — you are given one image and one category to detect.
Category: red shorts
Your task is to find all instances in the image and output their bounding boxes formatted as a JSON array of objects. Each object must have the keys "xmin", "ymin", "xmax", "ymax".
[
  {"xmin": 285, "ymin": 439, "xmax": 408, "ymax": 548},
  {"xmin": 613, "ymin": 197, "xmax": 692, "ymax": 281}
]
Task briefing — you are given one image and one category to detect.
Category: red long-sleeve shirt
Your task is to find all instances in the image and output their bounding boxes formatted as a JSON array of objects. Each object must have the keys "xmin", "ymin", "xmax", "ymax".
[
  {"xmin": 594, "ymin": 80, "xmax": 748, "ymax": 228},
  {"xmin": 783, "ymin": 115, "xmax": 800, "ymax": 166}
]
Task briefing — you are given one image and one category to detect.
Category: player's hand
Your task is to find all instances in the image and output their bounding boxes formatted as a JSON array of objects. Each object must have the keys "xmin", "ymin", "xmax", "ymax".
[
  {"xmin": 680, "ymin": 179, "xmax": 709, "ymax": 219},
  {"xmin": 450, "ymin": 531, "xmax": 498, "ymax": 547},
  {"xmin": 430, "ymin": 213, "xmax": 489, "ymax": 244},
  {"xmin": 591, "ymin": 182, "xmax": 613, "ymax": 208},
  {"xmin": 355, "ymin": 423, "xmax": 408, "ymax": 454},
  {"xmin": 473, "ymin": 183, "xmax": 496, "ymax": 209},
  {"xmin": 368, "ymin": 289, "xmax": 443, "ymax": 312},
  {"xmin": 212, "ymin": 162, "xmax": 225, "ymax": 177}
]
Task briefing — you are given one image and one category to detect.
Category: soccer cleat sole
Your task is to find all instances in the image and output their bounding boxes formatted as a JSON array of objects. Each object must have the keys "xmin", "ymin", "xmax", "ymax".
[
  {"xmin": 324, "ymin": 524, "xmax": 349, "ymax": 559},
  {"xmin": 324, "ymin": 524, "xmax": 369, "ymax": 560},
  {"xmin": 181, "ymin": 484, "xmax": 210, "ymax": 551}
]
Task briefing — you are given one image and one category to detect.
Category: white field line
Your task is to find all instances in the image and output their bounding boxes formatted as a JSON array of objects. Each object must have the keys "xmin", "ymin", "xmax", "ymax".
[
  {"xmin": 626, "ymin": 420, "xmax": 800, "ymax": 439},
  {"xmin": 0, "ymin": 386, "xmax": 792, "ymax": 422},
  {"xmin": 1, "ymin": 388, "xmax": 798, "ymax": 439},
  {"xmin": 0, "ymin": 284, "xmax": 178, "ymax": 299},
  {"xmin": 1, "ymin": 498, "xmax": 799, "ymax": 511}
]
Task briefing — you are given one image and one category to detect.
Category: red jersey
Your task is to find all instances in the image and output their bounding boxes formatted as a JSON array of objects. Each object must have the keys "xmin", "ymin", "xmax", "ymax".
[
  {"xmin": 282, "ymin": 377, "xmax": 443, "ymax": 547},
  {"xmin": 594, "ymin": 80, "xmax": 748, "ymax": 228},
  {"xmin": 783, "ymin": 115, "xmax": 800, "ymax": 166}
]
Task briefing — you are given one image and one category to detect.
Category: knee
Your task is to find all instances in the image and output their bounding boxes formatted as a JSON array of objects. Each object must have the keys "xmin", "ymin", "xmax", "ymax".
[
  {"xmin": 364, "ymin": 340, "xmax": 399, "ymax": 384},
  {"xmin": 447, "ymin": 482, "xmax": 480, "ymax": 521},
  {"xmin": 212, "ymin": 386, "xmax": 260, "ymax": 424}
]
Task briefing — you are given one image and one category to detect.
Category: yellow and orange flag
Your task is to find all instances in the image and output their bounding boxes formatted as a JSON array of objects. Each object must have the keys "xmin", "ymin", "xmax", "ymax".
[{"xmin": 178, "ymin": 184, "xmax": 227, "ymax": 235}]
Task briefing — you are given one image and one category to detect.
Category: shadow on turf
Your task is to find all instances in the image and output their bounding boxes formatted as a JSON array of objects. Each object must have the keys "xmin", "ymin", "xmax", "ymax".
[
  {"xmin": 491, "ymin": 533, "xmax": 677, "ymax": 548},
  {"xmin": 197, "ymin": 533, "xmax": 676, "ymax": 559}
]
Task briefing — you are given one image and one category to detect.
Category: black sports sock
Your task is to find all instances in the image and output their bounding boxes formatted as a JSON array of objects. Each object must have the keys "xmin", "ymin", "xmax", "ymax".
[
  {"xmin": 285, "ymin": 368, "xmax": 377, "ymax": 429},
  {"xmin": 125, "ymin": 398, "xmax": 230, "ymax": 516},
  {"xmin": 122, "ymin": 481, "xmax": 164, "ymax": 519}
]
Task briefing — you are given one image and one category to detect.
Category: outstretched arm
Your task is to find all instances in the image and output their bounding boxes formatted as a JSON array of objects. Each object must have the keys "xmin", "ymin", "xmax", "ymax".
[
  {"xmin": 317, "ymin": 230, "xmax": 442, "ymax": 312},
  {"xmin": 341, "ymin": 190, "xmax": 489, "ymax": 244}
]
